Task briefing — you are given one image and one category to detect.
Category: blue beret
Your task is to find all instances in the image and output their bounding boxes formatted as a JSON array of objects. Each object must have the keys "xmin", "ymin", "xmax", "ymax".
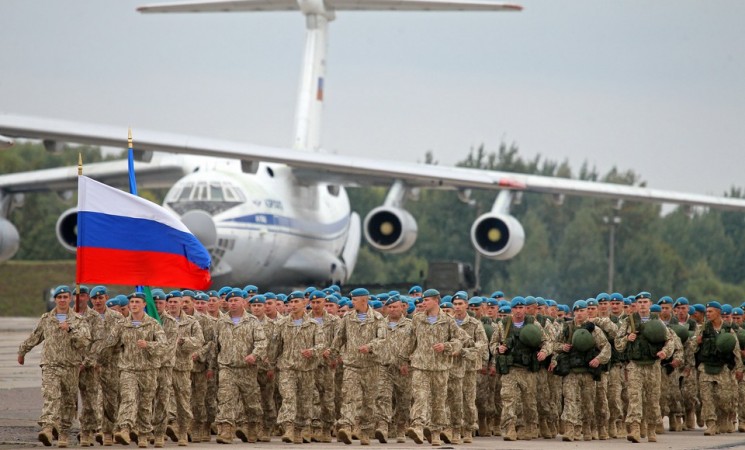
[
  {"xmin": 635, "ymin": 291, "xmax": 652, "ymax": 300},
  {"xmin": 218, "ymin": 287, "xmax": 232, "ymax": 296},
  {"xmin": 586, "ymin": 299, "xmax": 598, "ymax": 307},
  {"xmin": 78, "ymin": 285, "xmax": 90, "ymax": 294},
  {"xmin": 384, "ymin": 295, "xmax": 400, "ymax": 305},
  {"xmin": 649, "ymin": 304, "xmax": 662, "ymax": 313},
  {"xmin": 596, "ymin": 292, "xmax": 610, "ymax": 302},
  {"xmin": 688, "ymin": 306, "xmax": 695, "ymax": 315},
  {"xmin": 414, "ymin": 296, "xmax": 424, "ymax": 304},
  {"xmin": 546, "ymin": 300, "xmax": 557, "ymax": 307},
  {"xmin": 206, "ymin": 290, "xmax": 219, "ymax": 297},
  {"xmin": 288, "ymin": 291, "xmax": 306, "ymax": 301},
  {"xmin": 128, "ymin": 292, "xmax": 146, "ymax": 300},
  {"xmin": 623, "ymin": 298, "xmax": 632, "ymax": 306},
  {"xmin": 657, "ymin": 296, "xmax": 673, "ymax": 305},
  {"xmin": 452, "ymin": 291, "xmax": 468, "ymax": 301},
  {"xmin": 559, "ymin": 305, "xmax": 570, "ymax": 313},
  {"xmin": 721, "ymin": 304, "xmax": 733, "ymax": 314},
  {"xmin": 249, "ymin": 294, "xmax": 266, "ymax": 304},
  {"xmin": 331, "ymin": 292, "xmax": 342, "ymax": 300},
  {"xmin": 116, "ymin": 294, "xmax": 129, "ymax": 306},
  {"xmin": 225, "ymin": 289, "xmax": 244, "ymax": 300},
  {"xmin": 166, "ymin": 290, "xmax": 182, "ymax": 300},
  {"xmin": 181, "ymin": 290, "xmax": 196, "ymax": 298},
  {"xmin": 468, "ymin": 297, "xmax": 483, "ymax": 306},
  {"xmin": 276, "ymin": 293, "xmax": 287, "ymax": 302},
  {"xmin": 195, "ymin": 293, "xmax": 209, "ymax": 302},
  {"xmin": 440, "ymin": 301, "xmax": 454, "ymax": 309},
  {"xmin": 486, "ymin": 298, "xmax": 499, "ymax": 307},
  {"xmin": 536, "ymin": 297, "xmax": 547, "ymax": 306},
  {"xmin": 329, "ymin": 284, "xmax": 341, "ymax": 293},
  {"xmin": 706, "ymin": 301, "xmax": 722, "ymax": 311},
  {"xmin": 388, "ymin": 291, "xmax": 400, "ymax": 296},
  {"xmin": 741, "ymin": 302, "xmax": 745, "ymax": 310},
  {"xmin": 499, "ymin": 305, "xmax": 511, "ymax": 314},
  {"xmin": 304, "ymin": 286, "xmax": 317, "ymax": 295},
  {"xmin": 325, "ymin": 295, "xmax": 338, "ymax": 305},
  {"xmin": 630, "ymin": 296, "xmax": 638, "ymax": 304},
  {"xmin": 693, "ymin": 304, "xmax": 706, "ymax": 313},
  {"xmin": 106, "ymin": 298, "xmax": 119, "ymax": 308},
  {"xmin": 309, "ymin": 290, "xmax": 326, "ymax": 301},
  {"xmin": 491, "ymin": 291, "xmax": 505, "ymax": 299},
  {"xmin": 408, "ymin": 285, "xmax": 423, "ymax": 294},
  {"xmin": 376, "ymin": 293, "xmax": 390, "ymax": 302},
  {"xmin": 572, "ymin": 300, "xmax": 588, "ymax": 311},
  {"xmin": 243, "ymin": 285, "xmax": 258, "ymax": 294},
  {"xmin": 610, "ymin": 292, "xmax": 625, "ymax": 302},
  {"xmin": 370, "ymin": 300, "xmax": 384, "ymax": 309},
  {"xmin": 407, "ymin": 301, "xmax": 415, "ymax": 314},
  {"xmin": 422, "ymin": 289, "xmax": 441, "ymax": 298},
  {"xmin": 53, "ymin": 285, "xmax": 72, "ymax": 297},
  {"xmin": 525, "ymin": 296, "xmax": 536, "ymax": 306},
  {"xmin": 350, "ymin": 288, "xmax": 370, "ymax": 297},
  {"xmin": 323, "ymin": 288, "xmax": 334, "ymax": 295},
  {"xmin": 440, "ymin": 295, "xmax": 453, "ymax": 305},
  {"xmin": 498, "ymin": 299, "xmax": 509, "ymax": 307},
  {"xmin": 369, "ymin": 295, "xmax": 378, "ymax": 302},
  {"xmin": 674, "ymin": 297, "xmax": 689, "ymax": 306},
  {"xmin": 733, "ymin": 308, "xmax": 744, "ymax": 316},
  {"xmin": 151, "ymin": 289, "xmax": 167, "ymax": 301},
  {"xmin": 510, "ymin": 296, "xmax": 526, "ymax": 307},
  {"xmin": 90, "ymin": 285, "xmax": 107, "ymax": 297}
]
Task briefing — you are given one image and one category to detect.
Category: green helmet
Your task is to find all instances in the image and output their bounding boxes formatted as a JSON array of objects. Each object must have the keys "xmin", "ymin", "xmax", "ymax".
[
  {"xmin": 482, "ymin": 321, "xmax": 494, "ymax": 342},
  {"xmin": 572, "ymin": 328, "xmax": 595, "ymax": 352},
  {"xmin": 641, "ymin": 319, "xmax": 668, "ymax": 344},
  {"xmin": 670, "ymin": 324, "xmax": 689, "ymax": 344},
  {"xmin": 737, "ymin": 329, "xmax": 745, "ymax": 349},
  {"xmin": 716, "ymin": 332, "xmax": 737, "ymax": 354},
  {"xmin": 518, "ymin": 323, "xmax": 543, "ymax": 349}
]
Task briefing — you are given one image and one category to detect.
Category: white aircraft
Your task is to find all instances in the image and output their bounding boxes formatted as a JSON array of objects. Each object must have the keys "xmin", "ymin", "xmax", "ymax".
[{"xmin": 2, "ymin": 0, "xmax": 745, "ymax": 289}]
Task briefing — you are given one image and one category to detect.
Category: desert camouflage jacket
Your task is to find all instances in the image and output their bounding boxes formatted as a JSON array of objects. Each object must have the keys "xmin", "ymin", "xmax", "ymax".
[
  {"xmin": 379, "ymin": 316, "xmax": 412, "ymax": 367},
  {"xmin": 169, "ymin": 311, "xmax": 204, "ymax": 371},
  {"xmin": 401, "ymin": 310, "xmax": 470, "ymax": 372},
  {"xmin": 331, "ymin": 308, "xmax": 387, "ymax": 369},
  {"xmin": 191, "ymin": 311, "xmax": 216, "ymax": 372},
  {"xmin": 310, "ymin": 311, "xmax": 340, "ymax": 368},
  {"xmin": 93, "ymin": 313, "xmax": 166, "ymax": 371},
  {"xmin": 272, "ymin": 314, "xmax": 325, "ymax": 372},
  {"xmin": 214, "ymin": 311, "xmax": 267, "ymax": 369},
  {"xmin": 454, "ymin": 315, "xmax": 489, "ymax": 374},
  {"xmin": 18, "ymin": 308, "xmax": 91, "ymax": 368}
]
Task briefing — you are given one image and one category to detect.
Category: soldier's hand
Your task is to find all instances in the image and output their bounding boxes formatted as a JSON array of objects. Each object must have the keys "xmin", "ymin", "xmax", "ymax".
[
  {"xmin": 697, "ymin": 334, "xmax": 703, "ymax": 345},
  {"xmin": 589, "ymin": 358, "xmax": 600, "ymax": 368},
  {"xmin": 537, "ymin": 351, "xmax": 548, "ymax": 361},
  {"xmin": 207, "ymin": 370, "xmax": 214, "ymax": 380},
  {"xmin": 178, "ymin": 337, "xmax": 185, "ymax": 346},
  {"xmin": 322, "ymin": 349, "xmax": 331, "ymax": 359},
  {"xmin": 548, "ymin": 362, "xmax": 556, "ymax": 372},
  {"xmin": 683, "ymin": 367, "xmax": 691, "ymax": 377},
  {"xmin": 267, "ymin": 370, "xmax": 275, "ymax": 381},
  {"xmin": 17, "ymin": 355, "xmax": 24, "ymax": 365},
  {"xmin": 358, "ymin": 345, "xmax": 370, "ymax": 354},
  {"xmin": 192, "ymin": 353, "xmax": 198, "ymax": 361},
  {"xmin": 480, "ymin": 367, "xmax": 488, "ymax": 375},
  {"xmin": 656, "ymin": 351, "xmax": 667, "ymax": 360},
  {"xmin": 59, "ymin": 322, "xmax": 70, "ymax": 332},
  {"xmin": 301, "ymin": 349, "xmax": 314, "ymax": 358},
  {"xmin": 671, "ymin": 359, "xmax": 681, "ymax": 368},
  {"xmin": 400, "ymin": 364, "xmax": 409, "ymax": 376},
  {"xmin": 737, "ymin": 371, "xmax": 744, "ymax": 382},
  {"xmin": 489, "ymin": 366, "xmax": 497, "ymax": 377},
  {"xmin": 562, "ymin": 343, "xmax": 572, "ymax": 352},
  {"xmin": 628, "ymin": 333, "xmax": 637, "ymax": 342},
  {"xmin": 245, "ymin": 354, "xmax": 257, "ymax": 365},
  {"xmin": 497, "ymin": 344, "xmax": 507, "ymax": 354},
  {"xmin": 137, "ymin": 339, "xmax": 148, "ymax": 349},
  {"xmin": 433, "ymin": 343, "xmax": 445, "ymax": 353}
]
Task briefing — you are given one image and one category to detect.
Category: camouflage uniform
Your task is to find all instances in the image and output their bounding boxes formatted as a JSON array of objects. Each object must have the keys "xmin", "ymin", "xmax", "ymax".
[
  {"xmin": 94, "ymin": 308, "xmax": 125, "ymax": 438},
  {"xmin": 257, "ymin": 315, "xmax": 279, "ymax": 437},
  {"xmin": 659, "ymin": 329, "xmax": 686, "ymax": 431},
  {"xmin": 94, "ymin": 314, "xmax": 166, "ymax": 438},
  {"xmin": 376, "ymin": 316, "xmax": 413, "ymax": 441},
  {"xmin": 171, "ymin": 312, "xmax": 204, "ymax": 436},
  {"xmin": 331, "ymin": 309, "xmax": 387, "ymax": 439},
  {"xmin": 402, "ymin": 310, "xmax": 469, "ymax": 437},
  {"xmin": 78, "ymin": 308, "xmax": 103, "ymax": 438},
  {"xmin": 213, "ymin": 311, "xmax": 267, "ymax": 436},
  {"xmin": 18, "ymin": 308, "xmax": 91, "ymax": 437},
  {"xmin": 310, "ymin": 311, "xmax": 339, "ymax": 437},
  {"xmin": 190, "ymin": 312, "xmax": 216, "ymax": 434},
  {"xmin": 590, "ymin": 316, "xmax": 618, "ymax": 439},
  {"xmin": 272, "ymin": 315, "xmax": 325, "ymax": 436},
  {"xmin": 450, "ymin": 315, "xmax": 488, "ymax": 441},
  {"xmin": 152, "ymin": 312, "xmax": 176, "ymax": 440}
]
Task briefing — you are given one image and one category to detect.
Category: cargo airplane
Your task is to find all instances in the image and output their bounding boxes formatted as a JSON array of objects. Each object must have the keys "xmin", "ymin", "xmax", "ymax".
[{"xmin": 1, "ymin": 0, "xmax": 745, "ymax": 288}]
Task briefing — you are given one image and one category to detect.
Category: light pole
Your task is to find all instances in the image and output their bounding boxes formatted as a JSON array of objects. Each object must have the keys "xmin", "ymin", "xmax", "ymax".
[{"xmin": 602, "ymin": 215, "xmax": 622, "ymax": 292}]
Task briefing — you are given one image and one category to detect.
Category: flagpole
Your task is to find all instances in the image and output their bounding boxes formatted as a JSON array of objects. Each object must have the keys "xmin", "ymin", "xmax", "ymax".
[{"xmin": 75, "ymin": 153, "xmax": 82, "ymax": 314}]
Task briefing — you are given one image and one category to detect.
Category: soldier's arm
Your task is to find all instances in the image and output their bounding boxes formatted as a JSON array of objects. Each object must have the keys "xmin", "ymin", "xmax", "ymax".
[
  {"xmin": 538, "ymin": 324, "xmax": 553, "ymax": 356},
  {"xmin": 312, "ymin": 322, "xmax": 326, "ymax": 356},
  {"xmin": 90, "ymin": 321, "xmax": 122, "ymax": 362},
  {"xmin": 670, "ymin": 331, "xmax": 684, "ymax": 365},
  {"xmin": 366, "ymin": 314, "xmax": 388, "ymax": 355},
  {"xmin": 594, "ymin": 328, "xmax": 612, "ymax": 364},
  {"xmin": 444, "ymin": 321, "xmax": 468, "ymax": 355},
  {"xmin": 660, "ymin": 331, "xmax": 676, "ymax": 359},
  {"xmin": 398, "ymin": 319, "xmax": 416, "ymax": 365},
  {"xmin": 329, "ymin": 317, "xmax": 346, "ymax": 359},
  {"xmin": 69, "ymin": 316, "xmax": 92, "ymax": 352},
  {"xmin": 473, "ymin": 323, "xmax": 489, "ymax": 364},
  {"xmin": 181, "ymin": 321, "xmax": 204, "ymax": 353},
  {"xmin": 614, "ymin": 319, "xmax": 630, "ymax": 352},
  {"xmin": 732, "ymin": 329, "xmax": 744, "ymax": 372},
  {"xmin": 251, "ymin": 321, "xmax": 268, "ymax": 361},
  {"xmin": 488, "ymin": 322, "xmax": 504, "ymax": 368},
  {"xmin": 18, "ymin": 318, "xmax": 45, "ymax": 357}
]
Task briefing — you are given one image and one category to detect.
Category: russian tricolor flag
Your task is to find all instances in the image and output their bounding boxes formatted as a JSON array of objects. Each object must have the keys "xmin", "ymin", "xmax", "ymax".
[{"xmin": 76, "ymin": 176, "xmax": 211, "ymax": 289}]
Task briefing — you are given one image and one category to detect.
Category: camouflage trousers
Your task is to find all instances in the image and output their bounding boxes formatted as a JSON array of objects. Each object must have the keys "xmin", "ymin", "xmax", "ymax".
[
  {"xmin": 446, "ymin": 373, "xmax": 464, "ymax": 430},
  {"xmin": 537, "ymin": 369, "xmax": 553, "ymax": 424},
  {"xmin": 152, "ymin": 367, "xmax": 173, "ymax": 436},
  {"xmin": 116, "ymin": 369, "xmax": 158, "ymax": 435},
  {"xmin": 594, "ymin": 370, "xmax": 610, "ymax": 427},
  {"xmin": 39, "ymin": 365, "xmax": 79, "ymax": 432},
  {"xmin": 681, "ymin": 367, "xmax": 699, "ymax": 413},
  {"xmin": 257, "ymin": 368, "xmax": 277, "ymax": 429},
  {"xmin": 276, "ymin": 369, "xmax": 314, "ymax": 427},
  {"xmin": 99, "ymin": 364, "xmax": 119, "ymax": 434},
  {"xmin": 738, "ymin": 380, "xmax": 745, "ymax": 422},
  {"xmin": 561, "ymin": 371, "xmax": 595, "ymax": 427},
  {"xmin": 206, "ymin": 369, "xmax": 218, "ymax": 426},
  {"xmin": 660, "ymin": 367, "xmax": 684, "ymax": 418},
  {"xmin": 625, "ymin": 361, "xmax": 661, "ymax": 425},
  {"xmin": 312, "ymin": 365, "xmax": 335, "ymax": 429},
  {"xmin": 334, "ymin": 363, "xmax": 343, "ymax": 420},
  {"xmin": 172, "ymin": 369, "xmax": 193, "ymax": 428},
  {"xmin": 410, "ymin": 369, "xmax": 449, "ymax": 430},
  {"xmin": 607, "ymin": 364, "xmax": 625, "ymax": 424},
  {"xmin": 375, "ymin": 364, "xmax": 411, "ymax": 432},
  {"xmin": 699, "ymin": 366, "xmax": 735, "ymax": 423},
  {"xmin": 476, "ymin": 371, "xmax": 495, "ymax": 426},
  {"xmin": 500, "ymin": 367, "xmax": 538, "ymax": 431},
  {"xmin": 462, "ymin": 370, "xmax": 478, "ymax": 431},
  {"xmin": 216, "ymin": 366, "xmax": 262, "ymax": 426},
  {"xmin": 79, "ymin": 365, "xmax": 101, "ymax": 433},
  {"xmin": 190, "ymin": 369, "xmax": 209, "ymax": 424},
  {"xmin": 548, "ymin": 370, "xmax": 563, "ymax": 424},
  {"xmin": 338, "ymin": 365, "xmax": 379, "ymax": 431}
]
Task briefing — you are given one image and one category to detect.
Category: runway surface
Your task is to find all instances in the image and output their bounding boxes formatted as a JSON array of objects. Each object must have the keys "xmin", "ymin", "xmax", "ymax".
[{"xmin": 2, "ymin": 316, "xmax": 745, "ymax": 449}]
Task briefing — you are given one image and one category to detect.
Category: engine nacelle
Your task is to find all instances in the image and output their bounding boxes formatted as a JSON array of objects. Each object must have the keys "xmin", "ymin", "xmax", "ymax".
[
  {"xmin": 56, "ymin": 208, "xmax": 78, "ymax": 253},
  {"xmin": 363, "ymin": 207, "xmax": 417, "ymax": 253},
  {"xmin": 0, "ymin": 218, "xmax": 20, "ymax": 262},
  {"xmin": 470, "ymin": 213, "xmax": 525, "ymax": 260}
]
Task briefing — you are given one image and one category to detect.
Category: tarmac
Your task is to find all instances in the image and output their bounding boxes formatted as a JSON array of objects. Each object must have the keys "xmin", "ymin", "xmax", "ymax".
[{"xmin": 2, "ymin": 316, "xmax": 745, "ymax": 449}]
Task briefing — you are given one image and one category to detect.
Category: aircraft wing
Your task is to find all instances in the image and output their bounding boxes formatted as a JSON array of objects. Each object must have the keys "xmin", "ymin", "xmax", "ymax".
[
  {"xmin": 136, "ymin": 0, "xmax": 521, "ymax": 13},
  {"xmin": 2, "ymin": 113, "xmax": 745, "ymax": 211}
]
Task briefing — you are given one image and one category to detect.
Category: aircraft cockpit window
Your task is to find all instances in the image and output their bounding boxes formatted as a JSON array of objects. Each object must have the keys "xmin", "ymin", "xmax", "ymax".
[
  {"xmin": 210, "ymin": 183, "xmax": 224, "ymax": 201},
  {"xmin": 196, "ymin": 183, "xmax": 208, "ymax": 201},
  {"xmin": 166, "ymin": 181, "xmax": 245, "ymax": 216},
  {"xmin": 178, "ymin": 184, "xmax": 193, "ymax": 201}
]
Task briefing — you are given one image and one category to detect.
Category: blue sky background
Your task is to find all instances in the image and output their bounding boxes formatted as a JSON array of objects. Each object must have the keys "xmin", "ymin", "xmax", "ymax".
[{"xmin": 2, "ymin": 0, "xmax": 744, "ymax": 197}]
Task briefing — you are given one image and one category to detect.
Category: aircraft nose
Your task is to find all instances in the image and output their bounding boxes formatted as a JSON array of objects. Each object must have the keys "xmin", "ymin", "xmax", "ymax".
[{"xmin": 181, "ymin": 210, "xmax": 217, "ymax": 248}]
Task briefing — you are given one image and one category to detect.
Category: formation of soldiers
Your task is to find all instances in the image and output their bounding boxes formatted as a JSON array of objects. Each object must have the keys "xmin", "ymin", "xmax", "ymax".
[{"xmin": 17, "ymin": 283, "xmax": 745, "ymax": 447}]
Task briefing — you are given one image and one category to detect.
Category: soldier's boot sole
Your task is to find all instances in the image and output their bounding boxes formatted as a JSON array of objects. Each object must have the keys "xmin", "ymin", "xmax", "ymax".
[
  {"xmin": 374, "ymin": 429, "xmax": 388, "ymax": 444},
  {"xmin": 165, "ymin": 426, "xmax": 178, "ymax": 443},
  {"xmin": 154, "ymin": 436, "xmax": 165, "ymax": 448},
  {"xmin": 439, "ymin": 429, "xmax": 452, "ymax": 444},
  {"xmin": 114, "ymin": 431, "xmax": 131, "ymax": 446},
  {"xmin": 337, "ymin": 429, "xmax": 352, "ymax": 445},
  {"xmin": 406, "ymin": 428, "xmax": 424, "ymax": 445},
  {"xmin": 38, "ymin": 429, "xmax": 54, "ymax": 447}
]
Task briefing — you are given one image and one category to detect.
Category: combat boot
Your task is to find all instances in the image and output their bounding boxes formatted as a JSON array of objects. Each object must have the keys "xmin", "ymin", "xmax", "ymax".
[
  {"xmin": 598, "ymin": 423, "xmax": 609, "ymax": 440},
  {"xmin": 656, "ymin": 421, "xmax": 665, "ymax": 434},
  {"xmin": 608, "ymin": 420, "xmax": 618, "ymax": 439},
  {"xmin": 103, "ymin": 433, "xmax": 113, "ymax": 446},
  {"xmin": 352, "ymin": 426, "xmax": 360, "ymax": 440},
  {"xmin": 440, "ymin": 428, "xmax": 452, "ymax": 444},
  {"xmin": 503, "ymin": 424, "xmax": 517, "ymax": 441},
  {"xmin": 216, "ymin": 424, "xmax": 234, "ymax": 444},
  {"xmin": 138, "ymin": 435, "xmax": 148, "ymax": 448},
  {"xmin": 558, "ymin": 420, "xmax": 565, "ymax": 435},
  {"xmin": 177, "ymin": 426, "xmax": 189, "ymax": 447},
  {"xmin": 282, "ymin": 423, "xmax": 295, "ymax": 444},
  {"xmin": 490, "ymin": 417, "xmax": 500, "ymax": 436},
  {"xmin": 258, "ymin": 424, "xmax": 271, "ymax": 442},
  {"xmin": 293, "ymin": 427, "xmax": 304, "ymax": 445},
  {"xmin": 396, "ymin": 424, "xmax": 406, "ymax": 443},
  {"xmin": 561, "ymin": 423, "xmax": 573, "ymax": 442},
  {"xmin": 672, "ymin": 415, "xmax": 684, "ymax": 432},
  {"xmin": 548, "ymin": 420, "xmax": 558, "ymax": 437},
  {"xmin": 246, "ymin": 423, "xmax": 258, "ymax": 443},
  {"xmin": 57, "ymin": 432, "xmax": 69, "ymax": 448},
  {"xmin": 739, "ymin": 421, "xmax": 745, "ymax": 433},
  {"xmin": 154, "ymin": 435, "xmax": 165, "ymax": 448},
  {"xmin": 337, "ymin": 427, "xmax": 352, "ymax": 445},
  {"xmin": 235, "ymin": 423, "xmax": 248, "ymax": 442},
  {"xmin": 430, "ymin": 429, "xmax": 442, "ymax": 446},
  {"xmin": 685, "ymin": 410, "xmax": 696, "ymax": 430},
  {"xmin": 462, "ymin": 427, "xmax": 472, "ymax": 443},
  {"xmin": 516, "ymin": 426, "xmax": 529, "ymax": 440},
  {"xmin": 359, "ymin": 430, "xmax": 371, "ymax": 446},
  {"xmin": 647, "ymin": 422, "xmax": 657, "ymax": 442},
  {"xmin": 166, "ymin": 425, "xmax": 178, "ymax": 443},
  {"xmin": 301, "ymin": 427, "xmax": 312, "ymax": 443},
  {"xmin": 79, "ymin": 431, "xmax": 91, "ymax": 447},
  {"xmin": 576, "ymin": 424, "xmax": 586, "ymax": 441},
  {"xmin": 704, "ymin": 420, "xmax": 717, "ymax": 436},
  {"xmin": 478, "ymin": 417, "xmax": 489, "ymax": 437},
  {"xmin": 374, "ymin": 427, "xmax": 388, "ymax": 444},
  {"xmin": 539, "ymin": 419, "xmax": 551, "ymax": 439},
  {"xmin": 639, "ymin": 421, "xmax": 647, "ymax": 438},
  {"xmin": 319, "ymin": 427, "xmax": 332, "ymax": 443},
  {"xmin": 38, "ymin": 427, "xmax": 54, "ymax": 447},
  {"xmin": 114, "ymin": 429, "xmax": 131, "ymax": 446},
  {"xmin": 626, "ymin": 422, "xmax": 641, "ymax": 443},
  {"xmin": 592, "ymin": 425, "xmax": 599, "ymax": 440},
  {"xmin": 450, "ymin": 428, "xmax": 461, "ymax": 444},
  {"xmin": 406, "ymin": 427, "xmax": 424, "ymax": 445},
  {"xmin": 423, "ymin": 427, "xmax": 431, "ymax": 443},
  {"xmin": 202, "ymin": 423, "xmax": 212, "ymax": 443}
]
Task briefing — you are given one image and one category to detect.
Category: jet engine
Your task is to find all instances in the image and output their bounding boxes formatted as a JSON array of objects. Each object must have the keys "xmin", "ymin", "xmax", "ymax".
[
  {"xmin": 470, "ymin": 212, "xmax": 524, "ymax": 260},
  {"xmin": 56, "ymin": 208, "xmax": 78, "ymax": 253},
  {"xmin": 363, "ymin": 206, "xmax": 417, "ymax": 253},
  {"xmin": 0, "ymin": 218, "xmax": 20, "ymax": 262}
]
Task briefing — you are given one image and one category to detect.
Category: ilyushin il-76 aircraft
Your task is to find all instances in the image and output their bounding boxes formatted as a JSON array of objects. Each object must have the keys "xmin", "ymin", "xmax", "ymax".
[{"xmin": 1, "ymin": 0, "xmax": 745, "ymax": 289}]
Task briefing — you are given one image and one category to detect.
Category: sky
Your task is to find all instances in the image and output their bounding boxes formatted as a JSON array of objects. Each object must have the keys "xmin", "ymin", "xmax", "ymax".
[{"xmin": 2, "ymin": 0, "xmax": 744, "ymax": 198}]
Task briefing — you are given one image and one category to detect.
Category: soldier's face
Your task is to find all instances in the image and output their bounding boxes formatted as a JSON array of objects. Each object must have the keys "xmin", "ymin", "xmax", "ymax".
[
  {"xmin": 207, "ymin": 297, "xmax": 220, "ymax": 313},
  {"xmin": 352, "ymin": 295, "xmax": 369, "ymax": 313},
  {"xmin": 182, "ymin": 297, "xmax": 195, "ymax": 314},
  {"xmin": 734, "ymin": 315, "xmax": 744, "ymax": 325},
  {"xmin": 587, "ymin": 306, "xmax": 598, "ymax": 318},
  {"xmin": 288, "ymin": 298, "xmax": 305, "ymax": 314},
  {"xmin": 512, "ymin": 305, "xmax": 526, "ymax": 322},
  {"xmin": 324, "ymin": 301, "xmax": 338, "ymax": 316},
  {"xmin": 574, "ymin": 308, "xmax": 588, "ymax": 322},
  {"xmin": 610, "ymin": 301, "xmax": 623, "ymax": 315},
  {"xmin": 155, "ymin": 299, "xmax": 166, "ymax": 314},
  {"xmin": 78, "ymin": 293, "xmax": 90, "ymax": 309},
  {"xmin": 92, "ymin": 293, "xmax": 108, "ymax": 312},
  {"xmin": 265, "ymin": 299, "xmax": 277, "ymax": 316},
  {"xmin": 387, "ymin": 302, "xmax": 402, "ymax": 320},
  {"xmin": 250, "ymin": 302, "xmax": 265, "ymax": 317},
  {"xmin": 55, "ymin": 292, "xmax": 71, "ymax": 311},
  {"xmin": 167, "ymin": 297, "xmax": 182, "ymax": 316},
  {"xmin": 487, "ymin": 306, "xmax": 499, "ymax": 319},
  {"xmin": 423, "ymin": 296, "xmax": 440, "ymax": 314},
  {"xmin": 453, "ymin": 299, "xmax": 468, "ymax": 316},
  {"xmin": 228, "ymin": 297, "xmax": 244, "ymax": 314},
  {"xmin": 548, "ymin": 306, "xmax": 558, "ymax": 318},
  {"xmin": 636, "ymin": 298, "xmax": 651, "ymax": 315},
  {"xmin": 129, "ymin": 298, "xmax": 144, "ymax": 314},
  {"xmin": 598, "ymin": 302, "xmax": 609, "ymax": 314},
  {"xmin": 706, "ymin": 307, "xmax": 721, "ymax": 322},
  {"xmin": 675, "ymin": 305, "xmax": 688, "ymax": 320},
  {"xmin": 660, "ymin": 304, "xmax": 673, "ymax": 319},
  {"xmin": 310, "ymin": 298, "xmax": 325, "ymax": 314},
  {"xmin": 194, "ymin": 301, "xmax": 208, "ymax": 313}
]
